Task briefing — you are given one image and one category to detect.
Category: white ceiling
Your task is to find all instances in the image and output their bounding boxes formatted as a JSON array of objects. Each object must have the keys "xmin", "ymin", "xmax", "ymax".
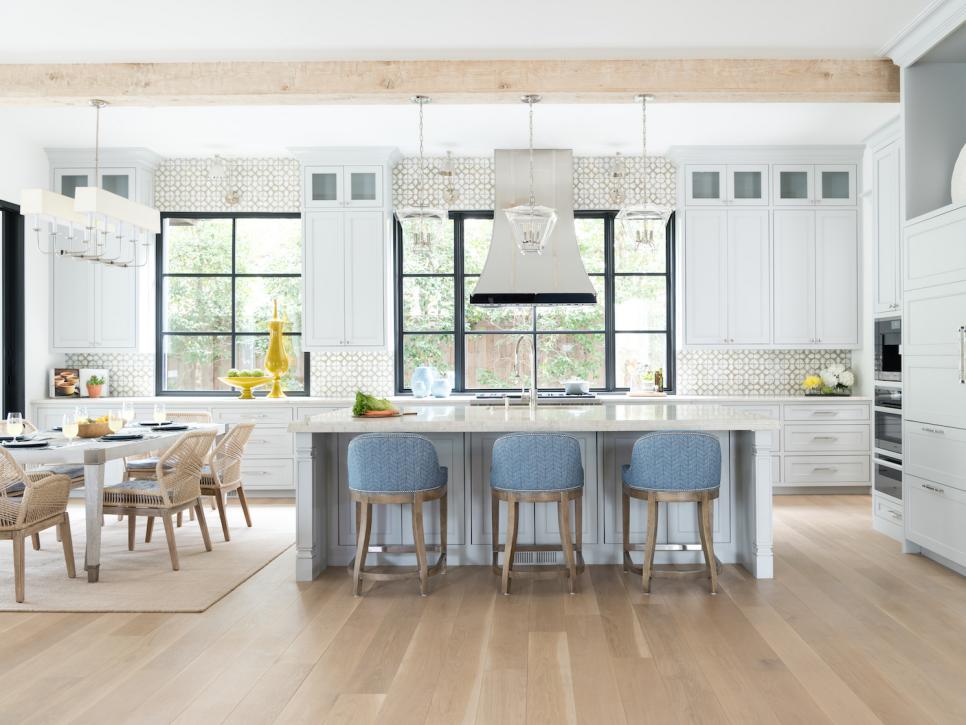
[
  {"xmin": 0, "ymin": 0, "xmax": 930, "ymax": 62},
  {"xmin": 0, "ymin": 103, "xmax": 900, "ymax": 157}
]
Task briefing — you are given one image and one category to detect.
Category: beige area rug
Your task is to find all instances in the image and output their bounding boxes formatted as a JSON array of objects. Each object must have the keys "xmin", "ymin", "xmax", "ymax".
[{"xmin": 0, "ymin": 502, "xmax": 294, "ymax": 612}]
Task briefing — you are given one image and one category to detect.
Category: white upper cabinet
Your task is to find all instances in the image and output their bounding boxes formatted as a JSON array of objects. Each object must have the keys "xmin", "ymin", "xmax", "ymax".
[
  {"xmin": 773, "ymin": 210, "xmax": 816, "ymax": 345},
  {"xmin": 774, "ymin": 164, "xmax": 856, "ymax": 206},
  {"xmin": 303, "ymin": 212, "xmax": 347, "ymax": 348},
  {"xmin": 872, "ymin": 140, "xmax": 902, "ymax": 314},
  {"xmin": 304, "ymin": 164, "xmax": 383, "ymax": 209},
  {"xmin": 343, "ymin": 212, "xmax": 387, "ymax": 346},
  {"xmin": 684, "ymin": 209, "xmax": 769, "ymax": 346},
  {"xmin": 686, "ymin": 165, "xmax": 768, "ymax": 205}
]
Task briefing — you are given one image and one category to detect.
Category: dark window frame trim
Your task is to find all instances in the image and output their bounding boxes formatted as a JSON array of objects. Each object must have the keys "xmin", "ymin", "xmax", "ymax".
[
  {"xmin": 394, "ymin": 210, "xmax": 676, "ymax": 394},
  {"xmin": 155, "ymin": 211, "xmax": 310, "ymax": 397}
]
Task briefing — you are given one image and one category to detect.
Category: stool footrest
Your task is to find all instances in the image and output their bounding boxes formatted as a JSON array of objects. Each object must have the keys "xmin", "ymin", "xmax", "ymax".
[
  {"xmin": 623, "ymin": 550, "xmax": 720, "ymax": 579},
  {"xmin": 348, "ymin": 552, "xmax": 446, "ymax": 583}
]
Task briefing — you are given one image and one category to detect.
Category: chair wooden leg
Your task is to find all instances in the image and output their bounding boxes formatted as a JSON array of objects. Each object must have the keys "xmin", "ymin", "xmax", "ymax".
[
  {"xmin": 61, "ymin": 512, "xmax": 76, "ymax": 578},
  {"xmin": 210, "ymin": 495, "xmax": 216, "ymax": 511},
  {"xmin": 31, "ymin": 533, "xmax": 40, "ymax": 551},
  {"xmin": 558, "ymin": 494, "xmax": 577, "ymax": 595},
  {"xmin": 162, "ymin": 513, "xmax": 180, "ymax": 571},
  {"xmin": 700, "ymin": 495, "xmax": 718, "ymax": 595},
  {"xmin": 176, "ymin": 511, "xmax": 183, "ymax": 528},
  {"xmin": 352, "ymin": 501, "xmax": 372, "ymax": 596},
  {"xmin": 642, "ymin": 495, "xmax": 658, "ymax": 594},
  {"xmin": 214, "ymin": 489, "xmax": 230, "ymax": 542},
  {"xmin": 622, "ymin": 489, "xmax": 631, "ymax": 572},
  {"xmin": 13, "ymin": 532, "xmax": 25, "ymax": 603},
  {"xmin": 412, "ymin": 493, "xmax": 428, "ymax": 596},
  {"xmin": 439, "ymin": 489, "xmax": 448, "ymax": 570},
  {"xmin": 145, "ymin": 516, "xmax": 154, "ymax": 543},
  {"xmin": 237, "ymin": 486, "xmax": 253, "ymax": 527},
  {"xmin": 501, "ymin": 498, "xmax": 519, "ymax": 595},
  {"xmin": 194, "ymin": 500, "xmax": 213, "ymax": 552},
  {"xmin": 127, "ymin": 513, "xmax": 136, "ymax": 551},
  {"xmin": 490, "ymin": 493, "xmax": 500, "ymax": 568}
]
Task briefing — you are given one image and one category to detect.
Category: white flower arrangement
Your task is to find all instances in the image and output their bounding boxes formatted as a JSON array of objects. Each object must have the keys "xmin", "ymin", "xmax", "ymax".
[{"xmin": 809, "ymin": 363, "xmax": 855, "ymax": 395}]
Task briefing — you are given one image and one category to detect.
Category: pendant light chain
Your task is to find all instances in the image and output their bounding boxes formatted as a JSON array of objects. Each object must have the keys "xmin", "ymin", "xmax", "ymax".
[
  {"xmin": 640, "ymin": 94, "xmax": 648, "ymax": 206},
  {"xmin": 528, "ymin": 96, "xmax": 536, "ymax": 209},
  {"xmin": 417, "ymin": 97, "xmax": 425, "ymax": 209},
  {"xmin": 94, "ymin": 101, "xmax": 100, "ymax": 180}
]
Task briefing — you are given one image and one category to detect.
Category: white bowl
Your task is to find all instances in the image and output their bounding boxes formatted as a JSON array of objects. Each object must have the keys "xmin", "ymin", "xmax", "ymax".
[{"xmin": 561, "ymin": 380, "xmax": 590, "ymax": 395}]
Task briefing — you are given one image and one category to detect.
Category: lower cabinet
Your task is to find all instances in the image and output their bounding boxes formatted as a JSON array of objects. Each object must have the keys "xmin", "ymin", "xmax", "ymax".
[{"xmin": 906, "ymin": 473, "xmax": 966, "ymax": 568}]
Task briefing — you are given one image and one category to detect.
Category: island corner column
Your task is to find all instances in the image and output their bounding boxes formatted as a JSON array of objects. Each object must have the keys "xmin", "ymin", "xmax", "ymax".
[
  {"xmin": 735, "ymin": 428, "xmax": 775, "ymax": 579},
  {"xmin": 295, "ymin": 431, "xmax": 326, "ymax": 581}
]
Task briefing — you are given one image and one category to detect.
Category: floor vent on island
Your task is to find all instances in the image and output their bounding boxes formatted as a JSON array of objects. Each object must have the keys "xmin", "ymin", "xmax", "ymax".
[{"xmin": 513, "ymin": 551, "xmax": 562, "ymax": 565}]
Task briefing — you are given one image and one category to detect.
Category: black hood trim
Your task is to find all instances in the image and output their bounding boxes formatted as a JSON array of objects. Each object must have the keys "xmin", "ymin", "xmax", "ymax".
[{"xmin": 469, "ymin": 292, "xmax": 597, "ymax": 306}]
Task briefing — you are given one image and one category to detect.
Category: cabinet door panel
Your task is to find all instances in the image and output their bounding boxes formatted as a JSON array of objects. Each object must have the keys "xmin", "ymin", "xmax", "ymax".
[
  {"xmin": 601, "ymin": 433, "xmax": 668, "ymax": 545},
  {"xmin": 904, "ymin": 205, "xmax": 966, "ymax": 291},
  {"xmin": 686, "ymin": 165, "xmax": 725, "ymax": 205},
  {"xmin": 906, "ymin": 474, "xmax": 966, "ymax": 567},
  {"xmin": 51, "ymin": 254, "xmax": 95, "ymax": 349},
  {"xmin": 728, "ymin": 165, "xmax": 768, "ymax": 205},
  {"xmin": 304, "ymin": 166, "xmax": 343, "ymax": 208},
  {"xmin": 815, "ymin": 164, "xmax": 856, "ymax": 205},
  {"xmin": 302, "ymin": 212, "xmax": 346, "ymax": 348},
  {"xmin": 773, "ymin": 165, "xmax": 813, "ymax": 205},
  {"xmin": 814, "ymin": 210, "xmax": 858, "ymax": 346},
  {"xmin": 773, "ymin": 211, "xmax": 815, "ymax": 344},
  {"xmin": 344, "ymin": 211, "xmax": 386, "ymax": 347},
  {"xmin": 400, "ymin": 435, "xmax": 465, "ymax": 545},
  {"xmin": 666, "ymin": 432, "xmax": 732, "ymax": 544},
  {"xmin": 95, "ymin": 263, "xmax": 137, "ymax": 348},
  {"xmin": 903, "ymin": 355, "xmax": 966, "ymax": 431},
  {"xmin": 726, "ymin": 209, "xmax": 770, "ymax": 344},
  {"xmin": 344, "ymin": 166, "xmax": 383, "ymax": 208},
  {"xmin": 534, "ymin": 433, "xmax": 598, "ymax": 545},
  {"xmin": 904, "ymin": 281, "xmax": 966, "ymax": 357},
  {"xmin": 470, "ymin": 434, "xmax": 536, "ymax": 546},
  {"xmin": 873, "ymin": 143, "xmax": 901, "ymax": 313},
  {"xmin": 905, "ymin": 421, "xmax": 966, "ymax": 492},
  {"xmin": 684, "ymin": 210, "xmax": 728, "ymax": 345}
]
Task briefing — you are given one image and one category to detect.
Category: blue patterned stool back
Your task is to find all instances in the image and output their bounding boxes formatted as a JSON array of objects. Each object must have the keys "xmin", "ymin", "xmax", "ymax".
[
  {"xmin": 347, "ymin": 433, "xmax": 447, "ymax": 493},
  {"xmin": 490, "ymin": 433, "xmax": 584, "ymax": 492},
  {"xmin": 622, "ymin": 432, "xmax": 721, "ymax": 492}
]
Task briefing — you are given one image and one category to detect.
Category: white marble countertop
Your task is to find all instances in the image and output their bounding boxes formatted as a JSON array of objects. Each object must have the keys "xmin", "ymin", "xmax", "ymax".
[{"xmin": 288, "ymin": 403, "xmax": 782, "ymax": 434}]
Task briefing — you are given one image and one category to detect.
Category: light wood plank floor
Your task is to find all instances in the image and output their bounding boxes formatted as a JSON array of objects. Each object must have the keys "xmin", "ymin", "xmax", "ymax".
[{"xmin": 2, "ymin": 495, "xmax": 966, "ymax": 725}]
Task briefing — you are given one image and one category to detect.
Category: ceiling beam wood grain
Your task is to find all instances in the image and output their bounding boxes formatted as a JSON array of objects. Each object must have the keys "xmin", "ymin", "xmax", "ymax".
[{"xmin": 0, "ymin": 58, "xmax": 899, "ymax": 106}]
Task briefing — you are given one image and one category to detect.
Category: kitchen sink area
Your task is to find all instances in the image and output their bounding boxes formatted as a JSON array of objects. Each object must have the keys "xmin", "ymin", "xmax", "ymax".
[{"xmin": 470, "ymin": 392, "xmax": 603, "ymax": 406}]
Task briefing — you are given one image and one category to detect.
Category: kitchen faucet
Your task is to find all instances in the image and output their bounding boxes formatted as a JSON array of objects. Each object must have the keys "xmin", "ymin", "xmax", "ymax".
[{"xmin": 514, "ymin": 335, "xmax": 538, "ymax": 414}]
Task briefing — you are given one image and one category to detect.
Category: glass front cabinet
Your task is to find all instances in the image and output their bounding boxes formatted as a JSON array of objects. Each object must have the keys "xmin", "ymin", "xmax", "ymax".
[
  {"xmin": 304, "ymin": 165, "xmax": 383, "ymax": 209},
  {"xmin": 686, "ymin": 165, "xmax": 768, "ymax": 205},
  {"xmin": 773, "ymin": 164, "xmax": 856, "ymax": 206}
]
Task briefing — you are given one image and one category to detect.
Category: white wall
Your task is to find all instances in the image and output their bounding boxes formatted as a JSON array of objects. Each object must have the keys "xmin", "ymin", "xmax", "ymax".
[{"xmin": 0, "ymin": 118, "xmax": 55, "ymax": 405}]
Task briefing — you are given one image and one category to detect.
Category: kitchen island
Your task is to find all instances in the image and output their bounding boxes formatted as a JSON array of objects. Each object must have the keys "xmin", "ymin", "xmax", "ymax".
[{"xmin": 290, "ymin": 403, "xmax": 779, "ymax": 582}]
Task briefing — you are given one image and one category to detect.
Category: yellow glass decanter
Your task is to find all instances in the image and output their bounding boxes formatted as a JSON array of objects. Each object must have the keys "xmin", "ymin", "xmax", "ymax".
[{"xmin": 264, "ymin": 299, "xmax": 290, "ymax": 399}]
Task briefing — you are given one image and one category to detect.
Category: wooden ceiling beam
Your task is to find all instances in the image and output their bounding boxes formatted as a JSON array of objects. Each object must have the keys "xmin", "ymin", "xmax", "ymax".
[{"xmin": 0, "ymin": 58, "xmax": 899, "ymax": 106}]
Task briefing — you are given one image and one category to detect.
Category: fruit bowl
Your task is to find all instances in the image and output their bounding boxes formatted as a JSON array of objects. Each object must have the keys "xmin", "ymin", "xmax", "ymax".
[
  {"xmin": 218, "ymin": 376, "xmax": 273, "ymax": 400},
  {"xmin": 78, "ymin": 421, "xmax": 110, "ymax": 438}
]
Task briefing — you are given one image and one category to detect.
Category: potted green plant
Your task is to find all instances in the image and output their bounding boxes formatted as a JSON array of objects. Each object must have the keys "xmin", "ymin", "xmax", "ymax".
[{"xmin": 86, "ymin": 374, "xmax": 105, "ymax": 399}]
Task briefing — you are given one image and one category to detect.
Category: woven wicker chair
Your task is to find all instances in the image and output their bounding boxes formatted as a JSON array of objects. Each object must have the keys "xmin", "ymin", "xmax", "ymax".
[
  {"xmin": 124, "ymin": 411, "xmax": 214, "ymax": 481},
  {"xmin": 21, "ymin": 420, "xmax": 85, "ymax": 491},
  {"xmin": 0, "ymin": 449, "xmax": 75, "ymax": 603},
  {"xmin": 103, "ymin": 429, "xmax": 216, "ymax": 571},
  {"xmin": 201, "ymin": 422, "xmax": 254, "ymax": 541}
]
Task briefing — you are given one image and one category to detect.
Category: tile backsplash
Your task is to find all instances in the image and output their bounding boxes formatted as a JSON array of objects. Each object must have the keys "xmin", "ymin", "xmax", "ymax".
[
  {"xmin": 64, "ymin": 353, "xmax": 155, "ymax": 397},
  {"xmin": 676, "ymin": 349, "xmax": 854, "ymax": 396}
]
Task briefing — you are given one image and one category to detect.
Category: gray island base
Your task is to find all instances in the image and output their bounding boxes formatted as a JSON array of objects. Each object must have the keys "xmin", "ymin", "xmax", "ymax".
[{"xmin": 290, "ymin": 404, "xmax": 779, "ymax": 582}]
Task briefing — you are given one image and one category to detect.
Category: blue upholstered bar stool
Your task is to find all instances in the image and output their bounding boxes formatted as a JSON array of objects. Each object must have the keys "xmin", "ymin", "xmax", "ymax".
[
  {"xmin": 621, "ymin": 432, "xmax": 722, "ymax": 594},
  {"xmin": 347, "ymin": 433, "xmax": 448, "ymax": 596},
  {"xmin": 489, "ymin": 433, "xmax": 584, "ymax": 595}
]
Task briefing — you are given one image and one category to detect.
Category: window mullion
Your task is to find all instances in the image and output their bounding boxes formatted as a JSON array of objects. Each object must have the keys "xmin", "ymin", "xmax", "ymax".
[{"xmin": 454, "ymin": 214, "xmax": 466, "ymax": 392}]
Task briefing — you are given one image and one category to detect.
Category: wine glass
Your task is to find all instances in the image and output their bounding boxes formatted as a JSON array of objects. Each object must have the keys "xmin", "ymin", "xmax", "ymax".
[
  {"xmin": 5, "ymin": 412, "xmax": 24, "ymax": 440},
  {"xmin": 108, "ymin": 411, "xmax": 124, "ymax": 435},
  {"xmin": 62, "ymin": 413, "xmax": 79, "ymax": 446},
  {"xmin": 153, "ymin": 404, "xmax": 166, "ymax": 425},
  {"xmin": 121, "ymin": 401, "xmax": 135, "ymax": 426}
]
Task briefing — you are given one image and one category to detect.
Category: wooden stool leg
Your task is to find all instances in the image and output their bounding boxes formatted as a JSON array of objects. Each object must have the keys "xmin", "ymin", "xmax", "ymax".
[
  {"xmin": 13, "ymin": 532, "xmax": 26, "ymax": 603},
  {"xmin": 439, "ymin": 489, "xmax": 448, "ymax": 570},
  {"xmin": 622, "ymin": 489, "xmax": 631, "ymax": 572},
  {"xmin": 490, "ymin": 493, "xmax": 500, "ymax": 568},
  {"xmin": 575, "ymin": 494, "xmax": 583, "ymax": 557},
  {"xmin": 700, "ymin": 495, "xmax": 718, "ymax": 595},
  {"xmin": 353, "ymin": 501, "xmax": 372, "ymax": 596},
  {"xmin": 642, "ymin": 495, "xmax": 658, "ymax": 594},
  {"xmin": 214, "ymin": 489, "xmax": 230, "ymax": 542},
  {"xmin": 145, "ymin": 516, "xmax": 154, "ymax": 543},
  {"xmin": 162, "ymin": 513, "xmax": 180, "ymax": 571},
  {"xmin": 31, "ymin": 533, "xmax": 40, "ymax": 551},
  {"xmin": 195, "ymin": 500, "xmax": 213, "ymax": 552},
  {"xmin": 176, "ymin": 511, "xmax": 183, "ymax": 528},
  {"xmin": 558, "ymin": 493, "xmax": 577, "ymax": 595},
  {"xmin": 412, "ymin": 493, "xmax": 428, "ymax": 596},
  {"xmin": 696, "ymin": 498, "xmax": 710, "ymax": 579},
  {"xmin": 61, "ymin": 512, "xmax": 76, "ymax": 578},
  {"xmin": 237, "ymin": 486, "xmax": 253, "ymax": 527},
  {"xmin": 501, "ymin": 498, "xmax": 519, "ymax": 595},
  {"xmin": 128, "ymin": 513, "xmax": 136, "ymax": 551}
]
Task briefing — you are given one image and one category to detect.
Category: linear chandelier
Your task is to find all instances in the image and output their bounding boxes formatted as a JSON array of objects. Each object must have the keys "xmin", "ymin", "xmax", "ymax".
[{"xmin": 20, "ymin": 99, "xmax": 160, "ymax": 268}]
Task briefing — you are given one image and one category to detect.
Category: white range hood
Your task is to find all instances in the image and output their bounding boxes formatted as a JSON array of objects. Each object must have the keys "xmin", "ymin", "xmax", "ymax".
[{"xmin": 469, "ymin": 149, "xmax": 596, "ymax": 306}]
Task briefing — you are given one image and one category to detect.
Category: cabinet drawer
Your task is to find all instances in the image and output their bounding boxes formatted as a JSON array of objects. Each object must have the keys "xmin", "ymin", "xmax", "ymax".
[
  {"xmin": 213, "ymin": 407, "xmax": 293, "ymax": 425},
  {"xmin": 907, "ymin": 473, "xmax": 966, "ymax": 567},
  {"xmin": 783, "ymin": 455, "xmax": 871, "ymax": 485},
  {"xmin": 244, "ymin": 427, "xmax": 294, "ymax": 457},
  {"xmin": 874, "ymin": 494, "xmax": 903, "ymax": 525},
  {"xmin": 905, "ymin": 421, "xmax": 966, "ymax": 492},
  {"xmin": 903, "ymin": 356, "xmax": 966, "ymax": 430},
  {"xmin": 240, "ymin": 459, "xmax": 293, "ymax": 489},
  {"xmin": 783, "ymin": 403, "xmax": 870, "ymax": 422},
  {"xmin": 784, "ymin": 424, "xmax": 870, "ymax": 453}
]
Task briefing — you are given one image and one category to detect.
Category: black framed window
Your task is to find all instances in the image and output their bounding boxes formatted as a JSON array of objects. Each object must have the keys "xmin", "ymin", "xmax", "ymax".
[
  {"xmin": 394, "ymin": 210, "xmax": 675, "ymax": 393},
  {"xmin": 156, "ymin": 212, "xmax": 309, "ymax": 395}
]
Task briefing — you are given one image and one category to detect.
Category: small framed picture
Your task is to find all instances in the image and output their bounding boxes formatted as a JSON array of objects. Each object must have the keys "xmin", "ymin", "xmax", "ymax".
[
  {"xmin": 79, "ymin": 369, "xmax": 110, "ymax": 398},
  {"xmin": 50, "ymin": 368, "xmax": 81, "ymax": 397}
]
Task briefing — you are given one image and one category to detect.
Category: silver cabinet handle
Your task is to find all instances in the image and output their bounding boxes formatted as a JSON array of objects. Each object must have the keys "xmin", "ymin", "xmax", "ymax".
[
  {"xmin": 811, "ymin": 411, "xmax": 838, "ymax": 416},
  {"xmin": 249, "ymin": 439, "xmax": 271, "ymax": 444},
  {"xmin": 812, "ymin": 436, "xmax": 838, "ymax": 441},
  {"xmin": 921, "ymin": 426, "xmax": 945, "ymax": 435},
  {"xmin": 813, "ymin": 466, "xmax": 838, "ymax": 472},
  {"xmin": 960, "ymin": 326, "xmax": 965, "ymax": 384},
  {"xmin": 888, "ymin": 510, "xmax": 902, "ymax": 521},
  {"xmin": 922, "ymin": 483, "xmax": 945, "ymax": 495},
  {"xmin": 245, "ymin": 470, "xmax": 271, "ymax": 476}
]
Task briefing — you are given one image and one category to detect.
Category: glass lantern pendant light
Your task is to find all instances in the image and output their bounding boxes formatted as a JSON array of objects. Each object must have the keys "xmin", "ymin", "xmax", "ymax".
[
  {"xmin": 617, "ymin": 94, "xmax": 672, "ymax": 249},
  {"xmin": 395, "ymin": 95, "xmax": 447, "ymax": 249},
  {"xmin": 504, "ymin": 95, "xmax": 557, "ymax": 255}
]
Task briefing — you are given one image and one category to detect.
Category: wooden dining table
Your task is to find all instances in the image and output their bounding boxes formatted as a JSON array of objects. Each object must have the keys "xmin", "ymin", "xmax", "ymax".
[{"xmin": 3, "ymin": 423, "xmax": 227, "ymax": 582}]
